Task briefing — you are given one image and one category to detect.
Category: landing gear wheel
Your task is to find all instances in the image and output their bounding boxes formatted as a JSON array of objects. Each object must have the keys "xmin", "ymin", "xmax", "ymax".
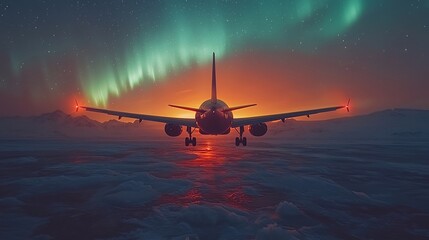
[
  {"xmin": 234, "ymin": 126, "xmax": 248, "ymax": 146},
  {"xmin": 185, "ymin": 127, "xmax": 197, "ymax": 146}
]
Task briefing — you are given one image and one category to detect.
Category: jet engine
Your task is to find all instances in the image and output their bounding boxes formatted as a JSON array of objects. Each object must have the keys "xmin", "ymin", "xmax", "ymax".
[
  {"xmin": 164, "ymin": 123, "xmax": 182, "ymax": 137},
  {"xmin": 249, "ymin": 123, "xmax": 268, "ymax": 136}
]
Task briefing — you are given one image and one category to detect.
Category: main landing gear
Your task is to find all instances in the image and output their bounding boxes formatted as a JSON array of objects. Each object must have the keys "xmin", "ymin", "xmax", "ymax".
[
  {"xmin": 185, "ymin": 126, "xmax": 196, "ymax": 146},
  {"xmin": 235, "ymin": 126, "xmax": 247, "ymax": 146}
]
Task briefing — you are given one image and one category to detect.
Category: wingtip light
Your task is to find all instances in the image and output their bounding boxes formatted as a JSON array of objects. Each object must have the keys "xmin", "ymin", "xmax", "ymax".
[
  {"xmin": 346, "ymin": 98, "xmax": 350, "ymax": 112},
  {"xmin": 75, "ymin": 99, "xmax": 79, "ymax": 112}
]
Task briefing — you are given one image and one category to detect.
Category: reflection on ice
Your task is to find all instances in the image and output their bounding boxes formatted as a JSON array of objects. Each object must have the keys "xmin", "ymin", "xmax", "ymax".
[{"xmin": 182, "ymin": 141, "xmax": 227, "ymax": 168}]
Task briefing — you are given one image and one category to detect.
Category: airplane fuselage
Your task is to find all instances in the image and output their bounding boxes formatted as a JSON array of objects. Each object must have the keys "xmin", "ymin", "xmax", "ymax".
[{"xmin": 195, "ymin": 99, "xmax": 232, "ymax": 134}]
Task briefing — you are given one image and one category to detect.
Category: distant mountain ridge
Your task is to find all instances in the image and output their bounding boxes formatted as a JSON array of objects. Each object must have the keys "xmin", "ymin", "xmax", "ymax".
[
  {"xmin": 269, "ymin": 108, "xmax": 429, "ymax": 142},
  {"xmin": 0, "ymin": 110, "xmax": 159, "ymax": 139},
  {"xmin": 0, "ymin": 109, "xmax": 428, "ymax": 141},
  {"xmin": 34, "ymin": 110, "xmax": 100, "ymax": 127}
]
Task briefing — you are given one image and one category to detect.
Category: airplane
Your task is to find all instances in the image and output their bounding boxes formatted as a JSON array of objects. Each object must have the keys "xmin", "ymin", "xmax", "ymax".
[{"xmin": 76, "ymin": 52, "xmax": 349, "ymax": 146}]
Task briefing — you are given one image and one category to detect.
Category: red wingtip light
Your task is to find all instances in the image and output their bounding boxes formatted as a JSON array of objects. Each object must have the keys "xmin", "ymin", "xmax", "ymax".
[
  {"xmin": 75, "ymin": 99, "xmax": 79, "ymax": 112},
  {"xmin": 346, "ymin": 98, "xmax": 350, "ymax": 112}
]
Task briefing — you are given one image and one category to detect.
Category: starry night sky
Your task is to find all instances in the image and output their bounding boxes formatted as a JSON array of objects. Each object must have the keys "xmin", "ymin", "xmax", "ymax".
[{"xmin": 0, "ymin": 0, "xmax": 428, "ymax": 119}]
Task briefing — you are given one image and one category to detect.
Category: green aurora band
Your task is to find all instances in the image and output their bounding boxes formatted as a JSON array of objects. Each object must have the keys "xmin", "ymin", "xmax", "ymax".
[
  {"xmin": 80, "ymin": 0, "xmax": 364, "ymax": 106},
  {"xmin": 8, "ymin": 0, "xmax": 365, "ymax": 106}
]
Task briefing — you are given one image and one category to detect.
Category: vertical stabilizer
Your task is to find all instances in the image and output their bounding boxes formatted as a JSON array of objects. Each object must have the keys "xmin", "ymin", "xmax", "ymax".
[{"xmin": 211, "ymin": 52, "xmax": 217, "ymax": 103}]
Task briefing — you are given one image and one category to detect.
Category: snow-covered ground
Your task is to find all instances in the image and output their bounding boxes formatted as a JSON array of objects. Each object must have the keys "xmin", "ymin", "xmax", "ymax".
[{"xmin": 1, "ymin": 139, "xmax": 428, "ymax": 239}]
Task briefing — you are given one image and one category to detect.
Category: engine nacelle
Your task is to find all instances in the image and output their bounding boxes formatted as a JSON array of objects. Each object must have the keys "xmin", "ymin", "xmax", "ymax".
[
  {"xmin": 164, "ymin": 123, "xmax": 182, "ymax": 137},
  {"xmin": 249, "ymin": 123, "xmax": 268, "ymax": 136}
]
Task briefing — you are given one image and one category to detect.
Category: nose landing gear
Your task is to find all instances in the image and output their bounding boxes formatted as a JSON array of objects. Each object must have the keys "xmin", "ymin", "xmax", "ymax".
[
  {"xmin": 234, "ymin": 126, "xmax": 247, "ymax": 146},
  {"xmin": 185, "ymin": 126, "xmax": 197, "ymax": 146}
]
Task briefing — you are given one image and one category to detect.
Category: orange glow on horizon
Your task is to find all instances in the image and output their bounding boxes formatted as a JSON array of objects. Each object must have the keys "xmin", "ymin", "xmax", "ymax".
[{"xmin": 69, "ymin": 51, "xmax": 358, "ymax": 123}]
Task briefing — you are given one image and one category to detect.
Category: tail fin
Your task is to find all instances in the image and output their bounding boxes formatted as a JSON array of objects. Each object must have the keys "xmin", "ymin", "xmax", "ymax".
[{"xmin": 211, "ymin": 52, "xmax": 217, "ymax": 103}]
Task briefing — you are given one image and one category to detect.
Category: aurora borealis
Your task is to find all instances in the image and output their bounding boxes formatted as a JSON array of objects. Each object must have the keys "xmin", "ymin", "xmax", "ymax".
[{"xmin": 0, "ymin": 0, "xmax": 428, "ymax": 119}]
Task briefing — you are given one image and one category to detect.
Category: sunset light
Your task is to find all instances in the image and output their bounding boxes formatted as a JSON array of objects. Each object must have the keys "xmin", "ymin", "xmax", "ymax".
[{"xmin": 1, "ymin": 1, "xmax": 428, "ymax": 239}]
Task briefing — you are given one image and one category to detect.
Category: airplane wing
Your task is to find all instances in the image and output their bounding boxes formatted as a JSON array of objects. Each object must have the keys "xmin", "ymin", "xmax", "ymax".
[
  {"xmin": 78, "ymin": 105, "xmax": 197, "ymax": 127},
  {"xmin": 231, "ymin": 104, "xmax": 348, "ymax": 128}
]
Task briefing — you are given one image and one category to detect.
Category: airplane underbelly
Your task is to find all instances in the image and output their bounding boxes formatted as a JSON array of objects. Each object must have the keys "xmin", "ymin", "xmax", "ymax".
[{"xmin": 196, "ymin": 111, "xmax": 232, "ymax": 135}]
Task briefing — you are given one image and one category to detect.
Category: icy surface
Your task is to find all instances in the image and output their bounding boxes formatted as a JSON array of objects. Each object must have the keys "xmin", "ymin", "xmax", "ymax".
[{"xmin": 0, "ymin": 139, "xmax": 428, "ymax": 240}]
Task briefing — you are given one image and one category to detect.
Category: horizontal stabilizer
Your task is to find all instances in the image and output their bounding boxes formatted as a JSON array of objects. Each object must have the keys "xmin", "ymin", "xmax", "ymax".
[
  {"xmin": 222, "ymin": 104, "xmax": 256, "ymax": 112},
  {"xmin": 168, "ymin": 104, "xmax": 206, "ymax": 113}
]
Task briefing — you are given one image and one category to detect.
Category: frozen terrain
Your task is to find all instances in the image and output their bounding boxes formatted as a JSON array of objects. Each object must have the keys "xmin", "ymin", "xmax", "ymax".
[{"xmin": 1, "ymin": 109, "xmax": 429, "ymax": 239}]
